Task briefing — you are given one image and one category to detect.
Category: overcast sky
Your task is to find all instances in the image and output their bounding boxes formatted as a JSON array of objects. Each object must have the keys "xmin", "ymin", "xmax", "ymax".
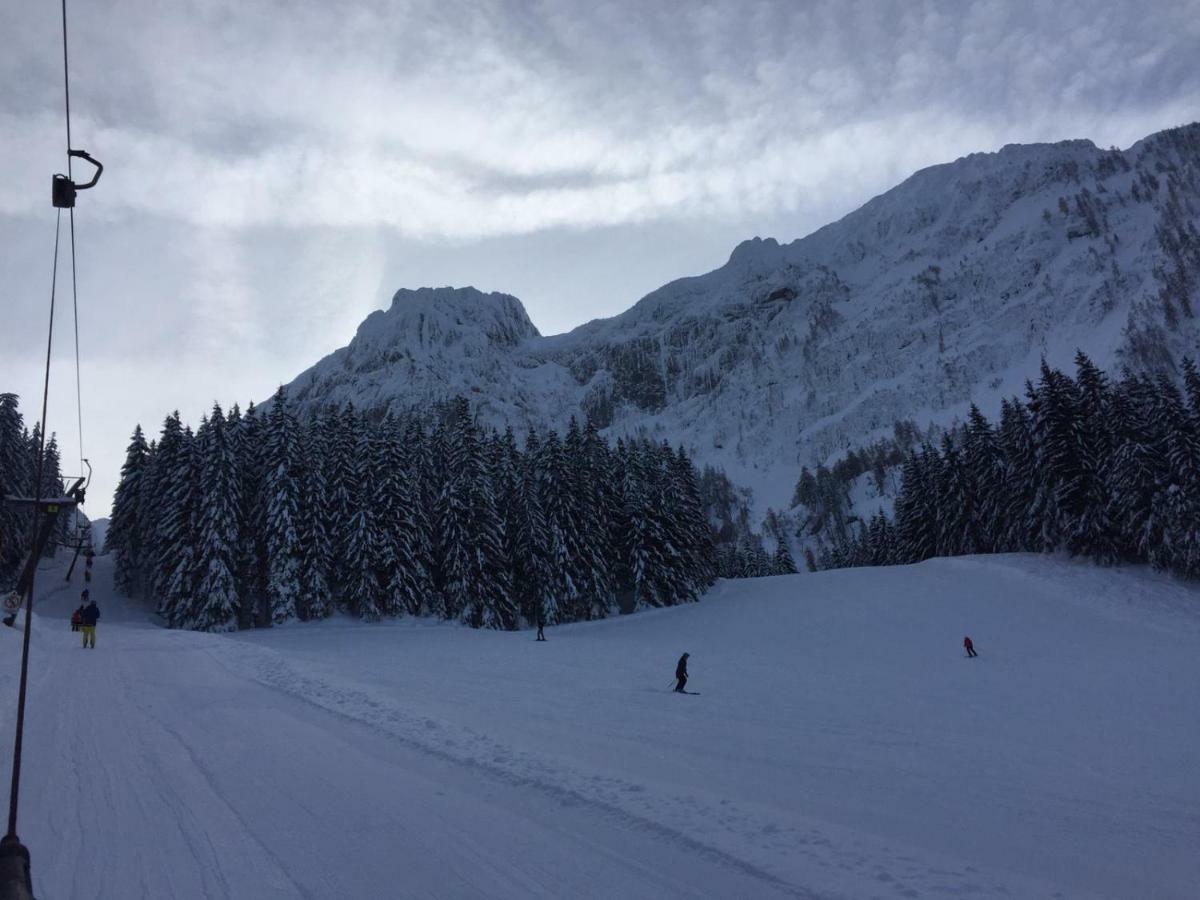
[{"xmin": 3, "ymin": 0, "xmax": 1198, "ymax": 519}]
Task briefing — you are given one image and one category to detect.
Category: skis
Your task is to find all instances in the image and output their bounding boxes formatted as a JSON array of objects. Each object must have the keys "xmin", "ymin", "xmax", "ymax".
[{"xmin": 674, "ymin": 690, "xmax": 701, "ymax": 695}]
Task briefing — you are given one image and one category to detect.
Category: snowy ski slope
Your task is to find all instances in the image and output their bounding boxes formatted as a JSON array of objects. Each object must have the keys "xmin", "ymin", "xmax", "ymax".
[{"xmin": 1, "ymin": 554, "xmax": 1197, "ymax": 898}]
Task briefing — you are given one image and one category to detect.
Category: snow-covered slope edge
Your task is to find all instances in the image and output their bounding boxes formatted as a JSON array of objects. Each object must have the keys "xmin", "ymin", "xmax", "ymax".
[{"xmin": 285, "ymin": 123, "xmax": 1200, "ymax": 514}]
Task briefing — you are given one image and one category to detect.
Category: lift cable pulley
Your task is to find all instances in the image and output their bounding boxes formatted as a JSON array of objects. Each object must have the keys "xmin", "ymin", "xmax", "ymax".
[{"xmin": 51, "ymin": 150, "xmax": 103, "ymax": 209}]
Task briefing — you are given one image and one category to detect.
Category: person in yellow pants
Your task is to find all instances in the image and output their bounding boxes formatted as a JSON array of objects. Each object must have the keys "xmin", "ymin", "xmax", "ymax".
[{"xmin": 79, "ymin": 592, "xmax": 100, "ymax": 648}]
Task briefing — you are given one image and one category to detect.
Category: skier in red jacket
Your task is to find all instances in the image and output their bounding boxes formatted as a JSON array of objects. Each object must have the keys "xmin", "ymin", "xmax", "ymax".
[{"xmin": 964, "ymin": 636, "xmax": 977, "ymax": 658}]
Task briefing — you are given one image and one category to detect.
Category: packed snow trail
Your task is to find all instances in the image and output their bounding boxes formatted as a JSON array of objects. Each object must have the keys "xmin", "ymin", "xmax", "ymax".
[
  {"xmin": 217, "ymin": 555, "xmax": 1200, "ymax": 900},
  {"xmin": 0, "ymin": 558, "xmax": 799, "ymax": 900},
  {"xmin": 2, "ymin": 553, "xmax": 1198, "ymax": 898}
]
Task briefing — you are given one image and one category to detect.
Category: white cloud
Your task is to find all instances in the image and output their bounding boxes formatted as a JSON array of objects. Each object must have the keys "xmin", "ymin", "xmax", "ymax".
[
  {"xmin": 4, "ymin": 1, "xmax": 1197, "ymax": 238},
  {"xmin": 2, "ymin": 0, "xmax": 1197, "ymax": 517}
]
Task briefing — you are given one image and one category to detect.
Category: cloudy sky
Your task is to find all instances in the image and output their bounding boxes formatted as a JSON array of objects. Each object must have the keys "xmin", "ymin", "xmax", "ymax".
[{"xmin": 3, "ymin": 0, "xmax": 1198, "ymax": 518}]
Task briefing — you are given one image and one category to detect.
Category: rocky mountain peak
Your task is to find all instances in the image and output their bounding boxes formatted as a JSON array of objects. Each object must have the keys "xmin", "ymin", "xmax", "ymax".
[{"xmin": 285, "ymin": 122, "xmax": 1200, "ymax": 515}]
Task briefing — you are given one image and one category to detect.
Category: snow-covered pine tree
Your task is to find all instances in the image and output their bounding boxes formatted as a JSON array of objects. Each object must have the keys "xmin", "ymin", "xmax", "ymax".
[
  {"xmin": 1104, "ymin": 373, "xmax": 1162, "ymax": 563},
  {"xmin": 1150, "ymin": 374, "xmax": 1200, "ymax": 575},
  {"xmin": 569, "ymin": 419, "xmax": 616, "ymax": 618},
  {"xmin": 963, "ymin": 404, "xmax": 1006, "ymax": 553},
  {"xmin": 866, "ymin": 511, "xmax": 894, "ymax": 565},
  {"xmin": 1182, "ymin": 357, "xmax": 1200, "ymax": 424},
  {"xmin": 997, "ymin": 398, "xmax": 1040, "ymax": 552},
  {"xmin": 740, "ymin": 530, "xmax": 772, "ymax": 577},
  {"xmin": 823, "ymin": 533, "xmax": 853, "ymax": 570},
  {"xmin": 425, "ymin": 417, "xmax": 452, "ymax": 617},
  {"xmin": 343, "ymin": 419, "xmax": 385, "ymax": 620},
  {"xmin": 262, "ymin": 389, "xmax": 304, "ymax": 624},
  {"xmin": 37, "ymin": 432, "xmax": 65, "ymax": 556},
  {"xmin": 935, "ymin": 432, "xmax": 978, "ymax": 557},
  {"xmin": 297, "ymin": 415, "xmax": 333, "ymax": 620},
  {"xmin": 158, "ymin": 424, "xmax": 201, "ymax": 627},
  {"xmin": 845, "ymin": 521, "xmax": 870, "ymax": 568},
  {"xmin": 1069, "ymin": 353, "xmax": 1120, "ymax": 564},
  {"xmin": 1029, "ymin": 364, "xmax": 1084, "ymax": 551},
  {"xmin": 468, "ymin": 429, "xmax": 516, "ymax": 629},
  {"xmin": 403, "ymin": 417, "xmax": 437, "ymax": 613},
  {"xmin": 373, "ymin": 414, "xmax": 407, "ymax": 618},
  {"xmin": 642, "ymin": 439, "xmax": 698, "ymax": 600},
  {"xmin": 772, "ymin": 535, "xmax": 798, "ymax": 574},
  {"xmin": 326, "ymin": 404, "xmax": 360, "ymax": 611},
  {"xmin": 650, "ymin": 440, "xmax": 703, "ymax": 601},
  {"xmin": 380, "ymin": 417, "xmax": 431, "ymax": 617},
  {"xmin": 537, "ymin": 428, "xmax": 583, "ymax": 617},
  {"xmin": 231, "ymin": 402, "xmax": 267, "ymax": 626},
  {"xmin": 493, "ymin": 427, "xmax": 524, "ymax": 604},
  {"xmin": 616, "ymin": 439, "xmax": 658, "ymax": 608},
  {"xmin": 606, "ymin": 436, "xmax": 640, "ymax": 602},
  {"xmin": 1163, "ymin": 371, "xmax": 1200, "ymax": 577},
  {"xmin": 108, "ymin": 425, "xmax": 150, "ymax": 596},
  {"xmin": 25, "ymin": 422, "xmax": 41, "ymax": 492},
  {"xmin": 514, "ymin": 427, "xmax": 555, "ymax": 624},
  {"xmin": 670, "ymin": 444, "xmax": 717, "ymax": 589},
  {"xmin": 192, "ymin": 404, "xmax": 240, "ymax": 630},
  {"xmin": 429, "ymin": 417, "xmax": 460, "ymax": 619},
  {"xmin": 135, "ymin": 439, "xmax": 160, "ymax": 597},
  {"xmin": 0, "ymin": 394, "xmax": 32, "ymax": 585},
  {"xmin": 894, "ymin": 446, "xmax": 937, "ymax": 562},
  {"xmin": 147, "ymin": 413, "xmax": 185, "ymax": 613}
]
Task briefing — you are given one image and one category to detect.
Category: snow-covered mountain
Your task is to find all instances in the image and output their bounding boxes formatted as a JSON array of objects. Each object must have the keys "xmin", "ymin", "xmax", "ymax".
[{"xmin": 286, "ymin": 123, "xmax": 1200, "ymax": 513}]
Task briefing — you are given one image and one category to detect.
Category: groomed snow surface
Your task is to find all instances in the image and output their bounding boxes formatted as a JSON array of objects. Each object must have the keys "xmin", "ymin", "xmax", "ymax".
[{"xmin": 2, "ymin": 554, "xmax": 1197, "ymax": 899}]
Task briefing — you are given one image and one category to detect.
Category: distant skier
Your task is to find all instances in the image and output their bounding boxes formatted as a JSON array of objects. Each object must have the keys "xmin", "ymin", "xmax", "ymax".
[
  {"xmin": 964, "ymin": 636, "xmax": 977, "ymax": 658},
  {"xmin": 80, "ymin": 596, "xmax": 100, "ymax": 649},
  {"xmin": 71, "ymin": 604, "xmax": 84, "ymax": 632},
  {"xmin": 535, "ymin": 610, "xmax": 546, "ymax": 642},
  {"xmin": 674, "ymin": 652, "xmax": 690, "ymax": 692}
]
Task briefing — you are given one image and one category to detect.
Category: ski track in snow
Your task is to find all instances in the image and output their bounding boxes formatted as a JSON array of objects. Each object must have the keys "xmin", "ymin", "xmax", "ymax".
[
  {"xmin": 1, "ymin": 553, "xmax": 1198, "ymax": 898},
  {"xmin": 204, "ymin": 638, "xmax": 1008, "ymax": 900}
]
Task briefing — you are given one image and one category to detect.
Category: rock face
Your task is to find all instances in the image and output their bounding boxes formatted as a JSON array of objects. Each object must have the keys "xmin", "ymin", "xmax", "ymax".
[
  {"xmin": 285, "ymin": 123, "xmax": 1200, "ymax": 511},
  {"xmin": 288, "ymin": 286, "xmax": 571, "ymax": 423}
]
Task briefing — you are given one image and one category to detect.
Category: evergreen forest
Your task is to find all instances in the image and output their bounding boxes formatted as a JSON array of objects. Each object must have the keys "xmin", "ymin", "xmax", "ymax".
[
  {"xmin": 815, "ymin": 354, "xmax": 1200, "ymax": 580},
  {"xmin": 104, "ymin": 392, "xmax": 717, "ymax": 631}
]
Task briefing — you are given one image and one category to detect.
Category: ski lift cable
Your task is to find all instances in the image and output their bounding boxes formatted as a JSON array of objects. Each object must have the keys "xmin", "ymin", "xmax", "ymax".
[
  {"xmin": 61, "ymin": 0, "xmax": 73, "ymax": 183},
  {"xmin": 62, "ymin": 0, "xmax": 85, "ymax": 475},
  {"xmin": 5, "ymin": 208, "xmax": 63, "ymax": 842},
  {"xmin": 2, "ymin": 1, "xmax": 99, "ymax": 893},
  {"xmin": 70, "ymin": 208, "xmax": 84, "ymax": 474}
]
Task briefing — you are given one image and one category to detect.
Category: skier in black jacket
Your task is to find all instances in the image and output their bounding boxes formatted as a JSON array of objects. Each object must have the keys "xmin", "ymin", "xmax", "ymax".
[
  {"xmin": 80, "ymin": 596, "xmax": 100, "ymax": 649},
  {"xmin": 674, "ymin": 652, "xmax": 690, "ymax": 693}
]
